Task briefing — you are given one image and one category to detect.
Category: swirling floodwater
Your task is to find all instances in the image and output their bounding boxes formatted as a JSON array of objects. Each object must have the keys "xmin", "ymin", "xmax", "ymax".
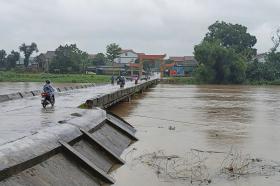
[{"xmin": 110, "ymin": 84, "xmax": 280, "ymax": 186}]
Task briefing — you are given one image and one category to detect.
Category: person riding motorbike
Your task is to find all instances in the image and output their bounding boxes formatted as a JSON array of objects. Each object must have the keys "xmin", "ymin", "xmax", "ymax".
[
  {"xmin": 43, "ymin": 80, "xmax": 55, "ymax": 103},
  {"xmin": 116, "ymin": 75, "xmax": 125, "ymax": 88}
]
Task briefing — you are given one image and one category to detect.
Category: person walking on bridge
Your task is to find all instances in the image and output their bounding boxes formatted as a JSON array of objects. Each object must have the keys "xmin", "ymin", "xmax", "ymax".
[{"xmin": 111, "ymin": 75, "xmax": 115, "ymax": 85}]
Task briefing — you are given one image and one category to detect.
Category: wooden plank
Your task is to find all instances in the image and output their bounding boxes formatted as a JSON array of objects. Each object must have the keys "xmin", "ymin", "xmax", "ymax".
[
  {"xmin": 80, "ymin": 128, "xmax": 125, "ymax": 165},
  {"xmin": 59, "ymin": 140, "xmax": 115, "ymax": 184}
]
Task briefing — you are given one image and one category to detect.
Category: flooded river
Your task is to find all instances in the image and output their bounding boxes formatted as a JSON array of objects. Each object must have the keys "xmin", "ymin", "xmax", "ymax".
[{"xmin": 110, "ymin": 84, "xmax": 280, "ymax": 186}]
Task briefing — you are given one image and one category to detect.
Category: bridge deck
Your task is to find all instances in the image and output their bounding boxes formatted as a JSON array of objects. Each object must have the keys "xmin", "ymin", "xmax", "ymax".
[
  {"xmin": 0, "ymin": 78, "xmax": 158, "ymax": 185},
  {"xmin": 0, "ymin": 80, "xmax": 150, "ymax": 146}
]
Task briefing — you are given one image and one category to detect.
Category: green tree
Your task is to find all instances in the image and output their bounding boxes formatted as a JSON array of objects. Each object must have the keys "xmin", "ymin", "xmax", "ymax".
[
  {"xmin": 244, "ymin": 27, "xmax": 280, "ymax": 83},
  {"xmin": 271, "ymin": 28, "xmax": 280, "ymax": 53},
  {"xmin": 246, "ymin": 28, "xmax": 280, "ymax": 83},
  {"xmin": 194, "ymin": 21, "xmax": 257, "ymax": 84},
  {"xmin": 266, "ymin": 52, "xmax": 280, "ymax": 79},
  {"xmin": 0, "ymin": 49, "xmax": 6, "ymax": 68},
  {"xmin": 50, "ymin": 44, "xmax": 88, "ymax": 73},
  {"xmin": 91, "ymin": 53, "xmax": 106, "ymax": 66},
  {"xmin": 205, "ymin": 21, "xmax": 257, "ymax": 60},
  {"xmin": 194, "ymin": 41, "xmax": 246, "ymax": 84},
  {"xmin": 19, "ymin": 42, "xmax": 39, "ymax": 68},
  {"xmin": 6, "ymin": 50, "xmax": 20, "ymax": 70},
  {"xmin": 106, "ymin": 43, "xmax": 121, "ymax": 63}
]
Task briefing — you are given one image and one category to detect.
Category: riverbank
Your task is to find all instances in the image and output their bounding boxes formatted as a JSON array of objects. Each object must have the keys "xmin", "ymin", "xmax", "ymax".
[
  {"xmin": 110, "ymin": 84, "xmax": 280, "ymax": 186},
  {"xmin": 160, "ymin": 77, "xmax": 198, "ymax": 84},
  {"xmin": 246, "ymin": 79, "xmax": 280, "ymax": 85},
  {"xmin": 0, "ymin": 71, "xmax": 110, "ymax": 83},
  {"xmin": 161, "ymin": 77, "xmax": 280, "ymax": 85}
]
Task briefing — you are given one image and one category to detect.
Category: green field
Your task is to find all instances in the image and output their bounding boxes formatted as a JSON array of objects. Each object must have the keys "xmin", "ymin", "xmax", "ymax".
[
  {"xmin": 161, "ymin": 77, "xmax": 198, "ymax": 84},
  {"xmin": 0, "ymin": 71, "xmax": 111, "ymax": 83}
]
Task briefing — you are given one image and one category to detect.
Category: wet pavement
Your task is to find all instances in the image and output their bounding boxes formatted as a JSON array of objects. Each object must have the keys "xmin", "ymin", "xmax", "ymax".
[
  {"xmin": 110, "ymin": 84, "xmax": 280, "ymax": 186},
  {"xmin": 0, "ymin": 82, "xmax": 89, "ymax": 95},
  {"xmin": 0, "ymin": 80, "xmax": 145, "ymax": 146}
]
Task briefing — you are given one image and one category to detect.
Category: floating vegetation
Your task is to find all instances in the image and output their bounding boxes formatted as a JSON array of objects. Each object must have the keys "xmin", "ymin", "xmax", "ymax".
[
  {"xmin": 220, "ymin": 148, "xmax": 280, "ymax": 179},
  {"xmin": 129, "ymin": 148, "xmax": 280, "ymax": 185},
  {"xmin": 133, "ymin": 150, "xmax": 211, "ymax": 184}
]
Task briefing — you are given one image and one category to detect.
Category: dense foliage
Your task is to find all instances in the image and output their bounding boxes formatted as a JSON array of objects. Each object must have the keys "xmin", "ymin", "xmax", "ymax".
[
  {"xmin": 50, "ymin": 44, "xmax": 89, "ymax": 73},
  {"xmin": 90, "ymin": 53, "xmax": 107, "ymax": 66},
  {"xmin": 0, "ymin": 49, "xmax": 7, "ymax": 68},
  {"xmin": 246, "ymin": 28, "xmax": 280, "ymax": 83},
  {"xmin": 246, "ymin": 52, "xmax": 280, "ymax": 83},
  {"xmin": 6, "ymin": 50, "xmax": 20, "ymax": 70},
  {"xmin": 19, "ymin": 42, "xmax": 38, "ymax": 67},
  {"xmin": 0, "ymin": 50, "xmax": 20, "ymax": 70},
  {"xmin": 194, "ymin": 21, "xmax": 257, "ymax": 84},
  {"xmin": 205, "ymin": 21, "xmax": 257, "ymax": 60},
  {"xmin": 106, "ymin": 43, "xmax": 121, "ymax": 63},
  {"xmin": 195, "ymin": 41, "xmax": 246, "ymax": 84}
]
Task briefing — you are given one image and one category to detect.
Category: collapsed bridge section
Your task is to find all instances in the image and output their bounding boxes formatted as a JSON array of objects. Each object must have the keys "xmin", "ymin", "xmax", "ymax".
[{"xmin": 0, "ymin": 109, "xmax": 136, "ymax": 186}]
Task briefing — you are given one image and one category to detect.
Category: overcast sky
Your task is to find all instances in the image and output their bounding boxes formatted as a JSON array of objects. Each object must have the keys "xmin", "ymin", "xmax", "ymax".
[{"xmin": 0, "ymin": 0, "xmax": 279, "ymax": 56}]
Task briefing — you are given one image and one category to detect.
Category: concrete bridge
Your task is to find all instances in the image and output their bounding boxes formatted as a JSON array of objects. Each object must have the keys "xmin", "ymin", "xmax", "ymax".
[{"xmin": 0, "ymin": 78, "xmax": 158, "ymax": 185}]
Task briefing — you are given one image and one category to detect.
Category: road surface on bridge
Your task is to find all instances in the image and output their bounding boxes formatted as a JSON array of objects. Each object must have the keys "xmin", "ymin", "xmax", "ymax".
[{"xmin": 0, "ymin": 80, "xmax": 145, "ymax": 146}]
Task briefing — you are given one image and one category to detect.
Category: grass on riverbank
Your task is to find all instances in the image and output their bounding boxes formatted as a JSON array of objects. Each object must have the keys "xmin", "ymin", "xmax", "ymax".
[
  {"xmin": 0, "ymin": 71, "xmax": 111, "ymax": 83},
  {"xmin": 161, "ymin": 77, "xmax": 198, "ymax": 84}
]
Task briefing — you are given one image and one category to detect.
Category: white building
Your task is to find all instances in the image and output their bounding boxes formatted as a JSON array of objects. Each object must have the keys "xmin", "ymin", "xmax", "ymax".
[
  {"xmin": 114, "ymin": 49, "xmax": 139, "ymax": 65},
  {"xmin": 252, "ymin": 53, "xmax": 267, "ymax": 63}
]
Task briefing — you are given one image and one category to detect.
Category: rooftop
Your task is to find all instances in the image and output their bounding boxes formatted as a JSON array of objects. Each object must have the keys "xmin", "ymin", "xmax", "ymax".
[
  {"xmin": 121, "ymin": 49, "xmax": 137, "ymax": 54},
  {"xmin": 139, "ymin": 54, "xmax": 166, "ymax": 60},
  {"xmin": 44, "ymin": 51, "xmax": 56, "ymax": 59},
  {"xmin": 169, "ymin": 56, "xmax": 195, "ymax": 62}
]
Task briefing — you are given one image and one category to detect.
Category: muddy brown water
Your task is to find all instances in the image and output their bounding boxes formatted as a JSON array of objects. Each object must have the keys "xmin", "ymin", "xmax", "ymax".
[{"xmin": 109, "ymin": 84, "xmax": 280, "ymax": 186}]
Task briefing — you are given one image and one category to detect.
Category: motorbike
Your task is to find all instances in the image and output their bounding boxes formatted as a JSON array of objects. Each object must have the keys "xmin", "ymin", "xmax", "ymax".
[
  {"xmin": 117, "ymin": 78, "xmax": 125, "ymax": 88},
  {"xmin": 116, "ymin": 76, "xmax": 125, "ymax": 88},
  {"xmin": 41, "ymin": 92, "xmax": 55, "ymax": 108},
  {"xmin": 120, "ymin": 81, "xmax": 125, "ymax": 88}
]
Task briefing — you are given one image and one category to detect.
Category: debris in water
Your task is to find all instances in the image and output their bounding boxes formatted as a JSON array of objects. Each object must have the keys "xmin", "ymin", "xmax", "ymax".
[
  {"xmin": 220, "ymin": 148, "xmax": 280, "ymax": 180},
  {"xmin": 133, "ymin": 150, "xmax": 210, "ymax": 184},
  {"xmin": 131, "ymin": 148, "xmax": 280, "ymax": 185}
]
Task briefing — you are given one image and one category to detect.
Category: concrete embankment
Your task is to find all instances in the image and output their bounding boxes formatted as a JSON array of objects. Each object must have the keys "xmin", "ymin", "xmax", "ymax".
[{"xmin": 0, "ymin": 79, "xmax": 159, "ymax": 185}]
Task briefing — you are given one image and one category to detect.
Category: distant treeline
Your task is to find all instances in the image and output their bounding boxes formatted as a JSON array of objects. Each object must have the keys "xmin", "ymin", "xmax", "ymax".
[{"xmin": 0, "ymin": 43, "xmax": 122, "ymax": 74}]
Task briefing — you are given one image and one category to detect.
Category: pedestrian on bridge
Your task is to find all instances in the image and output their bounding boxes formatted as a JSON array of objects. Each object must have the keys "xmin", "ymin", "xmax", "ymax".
[{"xmin": 111, "ymin": 75, "xmax": 115, "ymax": 85}]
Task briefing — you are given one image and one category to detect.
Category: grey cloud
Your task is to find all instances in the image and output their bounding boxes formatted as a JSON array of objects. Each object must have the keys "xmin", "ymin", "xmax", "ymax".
[{"xmin": 0, "ymin": 0, "xmax": 279, "ymax": 56}]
